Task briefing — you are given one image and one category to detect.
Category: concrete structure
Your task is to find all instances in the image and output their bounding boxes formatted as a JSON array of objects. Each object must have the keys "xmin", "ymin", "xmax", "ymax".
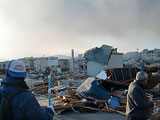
[
  {"xmin": 77, "ymin": 54, "xmax": 87, "ymax": 72},
  {"xmin": 20, "ymin": 57, "xmax": 34, "ymax": 71},
  {"xmin": 59, "ymin": 59, "xmax": 70, "ymax": 72},
  {"xmin": 0, "ymin": 61, "xmax": 9, "ymax": 75},
  {"xmin": 34, "ymin": 57, "xmax": 59, "ymax": 72},
  {"xmin": 48, "ymin": 57, "xmax": 59, "ymax": 71},
  {"xmin": 0, "ymin": 61, "xmax": 9, "ymax": 70},
  {"xmin": 71, "ymin": 49, "xmax": 75, "ymax": 72},
  {"xmin": 69, "ymin": 54, "xmax": 87, "ymax": 73},
  {"xmin": 87, "ymin": 61, "xmax": 105, "ymax": 77},
  {"xmin": 123, "ymin": 52, "xmax": 141, "ymax": 61},
  {"xmin": 84, "ymin": 44, "xmax": 123, "ymax": 77},
  {"xmin": 107, "ymin": 53, "xmax": 123, "ymax": 68},
  {"xmin": 142, "ymin": 49, "xmax": 160, "ymax": 60},
  {"xmin": 0, "ymin": 57, "xmax": 34, "ymax": 73},
  {"xmin": 142, "ymin": 49, "xmax": 156, "ymax": 60}
]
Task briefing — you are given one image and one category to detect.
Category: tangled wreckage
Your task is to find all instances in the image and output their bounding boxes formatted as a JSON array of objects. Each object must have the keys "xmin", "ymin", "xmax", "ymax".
[{"xmin": 29, "ymin": 67, "xmax": 160, "ymax": 120}]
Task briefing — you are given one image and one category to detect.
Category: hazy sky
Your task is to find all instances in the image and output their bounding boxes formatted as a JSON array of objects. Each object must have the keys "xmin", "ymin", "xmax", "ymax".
[{"xmin": 0, "ymin": 0, "xmax": 160, "ymax": 60}]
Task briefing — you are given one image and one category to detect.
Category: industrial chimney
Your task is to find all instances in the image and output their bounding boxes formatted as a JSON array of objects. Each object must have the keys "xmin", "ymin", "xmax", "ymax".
[{"xmin": 71, "ymin": 49, "xmax": 75, "ymax": 72}]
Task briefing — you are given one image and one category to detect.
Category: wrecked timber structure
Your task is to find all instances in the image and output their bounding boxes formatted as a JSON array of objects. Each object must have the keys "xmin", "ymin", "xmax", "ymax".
[{"xmin": 27, "ymin": 66, "xmax": 160, "ymax": 120}]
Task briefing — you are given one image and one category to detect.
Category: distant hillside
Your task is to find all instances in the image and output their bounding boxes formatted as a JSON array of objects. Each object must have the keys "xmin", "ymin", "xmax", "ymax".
[{"xmin": 54, "ymin": 55, "xmax": 71, "ymax": 59}]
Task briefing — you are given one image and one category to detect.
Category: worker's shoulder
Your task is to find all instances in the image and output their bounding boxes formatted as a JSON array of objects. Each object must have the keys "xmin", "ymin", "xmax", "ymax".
[
  {"xmin": 18, "ymin": 90, "xmax": 33, "ymax": 96},
  {"xmin": 129, "ymin": 82, "xmax": 136, "ymax": 89},
  {"xmin": 128, "ymin": 82, "xmax": 141, "ymax": 92},
  {"xmin": 13, "ymin": 90, "xmax": 36, "ymax": 102},
  {"xmin": 130, "ymin": 83, "xmax": 144, "ymax": 94},
  {"xmin": 10, "ymin": 91, "xmax": 40, "ymax": 111},
  {"xmin": 130, "ymin": 81, "xmax": 139, "ymax": 87}
]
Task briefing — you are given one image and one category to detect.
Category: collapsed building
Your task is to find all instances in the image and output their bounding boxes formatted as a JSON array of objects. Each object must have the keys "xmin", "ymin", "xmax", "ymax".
[{"xmin": 84, "ymin": 44, "xmax": 123, "ymax": 77}]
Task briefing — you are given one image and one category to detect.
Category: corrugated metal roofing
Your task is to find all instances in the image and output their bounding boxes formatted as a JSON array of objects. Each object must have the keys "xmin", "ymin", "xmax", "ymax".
[
  {"xmin": 84, "ymin": 44, "xmax": 113, "ymax": 65},
  {"xmin": 76, "ymin": 77, "xmax": 110, "ymax": 100}
]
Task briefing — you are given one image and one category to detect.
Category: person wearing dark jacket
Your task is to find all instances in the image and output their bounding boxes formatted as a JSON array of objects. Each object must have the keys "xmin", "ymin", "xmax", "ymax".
[
  {"xmin": 126, "ymin": 71, "xmax": 154, "ymax": 120},
  {"xmin": 0, "ymin": 60, "xmax": 54, "ymax": 120}
]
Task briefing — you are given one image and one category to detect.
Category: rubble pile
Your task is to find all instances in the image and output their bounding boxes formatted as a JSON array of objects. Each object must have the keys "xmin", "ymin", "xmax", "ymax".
[
  {"xmin": 30, "ymin": 67, "xmax": 160, "ymax": 119},
  {"xmin": 29, "ymin": 82, "xmax": 51, "ymax": 95},
  {"xmin": 71, "ymin": 72, "xmax": 87, "ymax": 80},
  {"xmin": 31, "ymin": 79, "xmax": 127, "ymax": 115},
  {"xmin": 51, "ymin": 87, "xmax": 126, "ymax": 115},
  {"xmin": 148, "ymin": 75, "xmax": 160, "ymax": 88}
]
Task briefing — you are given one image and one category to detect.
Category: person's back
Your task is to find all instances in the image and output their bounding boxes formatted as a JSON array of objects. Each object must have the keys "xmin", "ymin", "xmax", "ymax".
[
  {"xmin": 126, "ymin": 71, "xmax": 154, "ymax": 120},
  {"xmin": 0, "ymin": 60, "xmax": 54, "ymax": 120}
]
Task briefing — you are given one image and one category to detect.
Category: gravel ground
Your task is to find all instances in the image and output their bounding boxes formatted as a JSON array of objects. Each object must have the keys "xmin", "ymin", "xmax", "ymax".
[
  {"xmin": 38, "ymin": 97, "xmax": 126, "ymax": 120},
  {"xmin": 53, "ymin": 112, "xmax": 125, "ymax": 120}
]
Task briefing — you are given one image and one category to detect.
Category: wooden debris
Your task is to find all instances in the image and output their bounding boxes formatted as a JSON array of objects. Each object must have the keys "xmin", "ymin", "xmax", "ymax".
[{"xmin": 31, "ymin": 76, "xmax": 160, "ymax": 117}]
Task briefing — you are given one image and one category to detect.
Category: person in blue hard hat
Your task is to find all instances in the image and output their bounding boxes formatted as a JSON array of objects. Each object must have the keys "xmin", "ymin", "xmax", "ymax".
[
  {"xmin": 0, "ymin": 60, "xmax": 54, "ymax": 120},
  {"xmin": 126, "ymin": 71, "xmax": 154, "ymax": 120}
]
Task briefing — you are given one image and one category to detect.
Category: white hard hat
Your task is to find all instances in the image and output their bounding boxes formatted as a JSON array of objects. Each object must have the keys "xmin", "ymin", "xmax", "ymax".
[{"xmin": 7, "ymin": 60, "xmax": 27, "ymax": 78}]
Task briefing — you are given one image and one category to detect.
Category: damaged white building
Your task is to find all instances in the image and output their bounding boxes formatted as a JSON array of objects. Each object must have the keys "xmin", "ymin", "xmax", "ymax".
[{"xmin": 84, "ymin": 44, "xmax": 123, "ymax": 77}]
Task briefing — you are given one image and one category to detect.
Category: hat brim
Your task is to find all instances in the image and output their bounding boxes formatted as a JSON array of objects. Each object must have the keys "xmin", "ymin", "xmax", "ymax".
[{"xmin": 8, "ymin": 70, "xmax": 27, "ymax": 78}]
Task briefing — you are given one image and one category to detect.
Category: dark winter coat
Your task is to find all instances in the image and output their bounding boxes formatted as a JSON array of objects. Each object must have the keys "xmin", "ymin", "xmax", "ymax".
[
  {"xmin": 126, "ymin": 80, "xmax": 154, "ymax": 118},
  {"xmin": 0, "ymin": 76, "xmax": 54, "ymax": 120}
]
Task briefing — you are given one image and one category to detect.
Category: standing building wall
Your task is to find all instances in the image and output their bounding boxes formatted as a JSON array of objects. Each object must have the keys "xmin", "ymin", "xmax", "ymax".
[
  {"xmin": 107, "ymin": 53, "xmax": 123, "ymax": 68},
  {"xmin": 87, "ymin": 61, "xmax": 105, "ymax": 77}
]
